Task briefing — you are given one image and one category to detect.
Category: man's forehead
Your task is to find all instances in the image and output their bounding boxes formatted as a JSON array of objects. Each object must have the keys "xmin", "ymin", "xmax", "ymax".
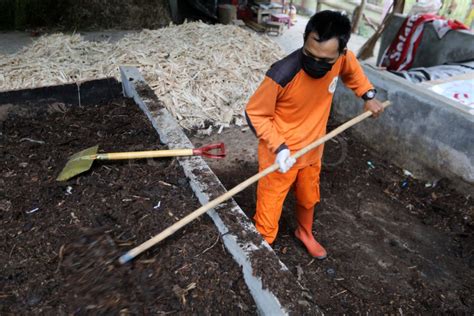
[
  {"xmin": 306, "ymin": 35, "xmax": 339, "ymax": 50},
  {"xmin": 304, "ymin": 33, "xmax": 341, "ymax": 60},
  {"xmin": 307, "ymin": 31, "xmax": 338, "ymax": 44}
]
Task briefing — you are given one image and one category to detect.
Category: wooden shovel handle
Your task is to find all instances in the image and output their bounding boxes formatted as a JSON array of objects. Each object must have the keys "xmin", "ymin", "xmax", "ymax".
[
  {"xmin": 97, "ymin": 149, "xmax": 194, "ymax": 160},
  {"xmin": 119, "ymin": 101, "xmax": 391, "ymax": 264}
]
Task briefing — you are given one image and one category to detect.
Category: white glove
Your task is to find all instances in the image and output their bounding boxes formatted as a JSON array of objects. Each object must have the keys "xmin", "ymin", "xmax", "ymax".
[{"xmin": 275, "ymin": 148, "xmax": 296, "ymax": 173}]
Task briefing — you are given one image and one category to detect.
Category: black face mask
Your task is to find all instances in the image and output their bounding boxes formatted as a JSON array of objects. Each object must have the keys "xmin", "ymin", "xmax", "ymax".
[{"xmin": 301, "ymin": 51, "xmax": 334, "ymax": 79}]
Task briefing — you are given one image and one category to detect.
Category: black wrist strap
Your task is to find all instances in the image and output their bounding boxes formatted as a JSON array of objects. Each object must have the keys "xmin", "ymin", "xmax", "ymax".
[
  {"xmin": 275, "ymin": 143, "xmax": 288, "ymax": 154},
  {"xmin": 362, "ymin": 89, "xmax": 376, "ymax": 101}
]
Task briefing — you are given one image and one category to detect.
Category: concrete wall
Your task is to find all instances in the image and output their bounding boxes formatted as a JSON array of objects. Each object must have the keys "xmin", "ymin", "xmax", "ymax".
[
  {"xmin": 332, "ymin": 65, "xmax": 474, "ymax": 191},
  {"xmin": 377, "ymin": 13, "xmax": 474, "ymax": 68}
]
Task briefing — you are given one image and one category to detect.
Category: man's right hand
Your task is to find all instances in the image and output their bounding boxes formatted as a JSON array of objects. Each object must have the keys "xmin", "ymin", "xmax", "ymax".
[
  {"xmin": 364, "ymin": 99, "xmax": 384, "ymax": 118},
  {"xmin": 275, "ymin": 149, "xmax": 296, "ymax": 173}
]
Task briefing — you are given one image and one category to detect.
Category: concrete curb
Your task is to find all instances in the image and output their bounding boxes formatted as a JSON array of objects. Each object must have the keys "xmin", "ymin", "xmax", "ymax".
[
  {"xmin": 332, "ymin": 64, "xmax": 474, "ymax": 192},
  {"xmin": 120, "ymin": 66, "xmax": 321, "ymax": 315}
]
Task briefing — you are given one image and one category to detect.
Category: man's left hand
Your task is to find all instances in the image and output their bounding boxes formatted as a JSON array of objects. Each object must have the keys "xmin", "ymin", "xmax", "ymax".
[{"xmin": 364, "ymin": 99, "xmax": 384, "ymax": 118}]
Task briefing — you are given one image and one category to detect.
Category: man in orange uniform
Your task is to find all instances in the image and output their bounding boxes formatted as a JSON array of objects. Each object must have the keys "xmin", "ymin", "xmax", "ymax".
[{"xmin": 245, "ymin": 10, "xmax": 384, "ymax": 259}]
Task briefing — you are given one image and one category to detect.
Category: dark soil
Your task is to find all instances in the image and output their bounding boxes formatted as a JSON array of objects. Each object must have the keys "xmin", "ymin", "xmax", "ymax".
[
  {"xmin": 208, "ymin": 122, "xmax": 474, "ymax": 314},
  {"xmin": 0, "ymin": 98, "xmax": 255, "ymax": 314}
]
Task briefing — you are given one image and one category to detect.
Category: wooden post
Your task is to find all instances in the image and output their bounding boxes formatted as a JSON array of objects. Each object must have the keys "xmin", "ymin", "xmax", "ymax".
[
  {"xmin": 169, "ymin": 0, "xmax": 181, "ymax": 24},
  {"xmin": 357, "ymin": 0, "xmax": 405, "ymax": 60},
  {"xmin": 300, "ymin": 0, "xmax": 307, "ymax": 11},
  {"xmin": 316, "ymin": 0, "xmax": 322, "ymax": 13},
  {"xmin": 351, "ymin": 0, "xmax": 366, "ymax": 34}
]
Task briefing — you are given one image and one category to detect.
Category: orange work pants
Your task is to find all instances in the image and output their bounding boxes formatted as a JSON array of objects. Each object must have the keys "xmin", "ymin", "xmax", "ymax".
[{"xmin": 254, "ymin": 162, "xmax": 321, "ymax": 244}]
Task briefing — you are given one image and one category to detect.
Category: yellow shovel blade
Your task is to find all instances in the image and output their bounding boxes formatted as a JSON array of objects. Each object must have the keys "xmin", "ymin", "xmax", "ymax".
[{"xmin": 56, "ymin": 145, "xmax": 99, "ymax": 181}]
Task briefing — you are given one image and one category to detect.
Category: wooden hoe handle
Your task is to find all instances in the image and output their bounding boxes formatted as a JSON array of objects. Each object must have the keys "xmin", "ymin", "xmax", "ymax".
[
  {"xmin": 119, "ymin": 101, "xmax": 391, "ymax": 264},
  {"xmin": 97, "ymin": 143, "xmax": 226, "ymax": 160},
  {"xmin": 97, "ymin": 149, "xmax": 194, "ymax": 160}
]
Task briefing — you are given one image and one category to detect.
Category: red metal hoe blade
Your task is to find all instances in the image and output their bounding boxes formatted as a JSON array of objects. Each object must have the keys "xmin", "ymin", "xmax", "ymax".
[{"xmin": 193, "ymin": 143, "xmax": 226, "ymax": 159}]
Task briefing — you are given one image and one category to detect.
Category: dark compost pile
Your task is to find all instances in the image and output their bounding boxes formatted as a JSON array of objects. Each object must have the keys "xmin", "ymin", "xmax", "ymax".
[{"xmin": 0, "ymin": 97, "xmax": 255, "ymax": 314}]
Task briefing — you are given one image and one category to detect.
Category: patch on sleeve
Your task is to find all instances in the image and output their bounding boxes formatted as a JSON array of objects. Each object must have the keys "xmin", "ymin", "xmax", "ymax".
[
  {"xmin": 266, "ymin": 49, "xmax": 302, "ymax": 88},
  {"xmin": 329, "ymin": 76, "xmax": 339, "ymax": 94}
]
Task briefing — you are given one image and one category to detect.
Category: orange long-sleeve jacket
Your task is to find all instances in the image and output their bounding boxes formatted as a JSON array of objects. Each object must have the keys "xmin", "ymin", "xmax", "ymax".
[{"xmin": 245, "ymin": 49, "xmax": 373, "ymax": 169}]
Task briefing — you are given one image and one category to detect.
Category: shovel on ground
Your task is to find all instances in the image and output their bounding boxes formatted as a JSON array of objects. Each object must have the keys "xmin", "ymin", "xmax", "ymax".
[{"xmin": 56, "ymin": 143, "xmax": 226, "ymax": 181}]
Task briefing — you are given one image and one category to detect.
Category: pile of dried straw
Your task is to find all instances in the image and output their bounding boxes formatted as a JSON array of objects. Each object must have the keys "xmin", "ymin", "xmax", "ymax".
[{"xmin": 0, "ymin": 22, "xmax": 284, "ymax": 131}]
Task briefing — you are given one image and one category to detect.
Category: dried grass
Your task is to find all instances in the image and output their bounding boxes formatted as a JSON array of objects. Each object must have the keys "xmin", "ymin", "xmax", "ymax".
[{"xmin": 0, "ymin": 22, "xmax": 284, "ymax": 130}]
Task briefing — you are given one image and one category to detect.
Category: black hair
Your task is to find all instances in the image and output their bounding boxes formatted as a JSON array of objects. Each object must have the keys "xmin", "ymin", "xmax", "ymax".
[{"xmin": 304, "ymin": 10, "xmax": 351, "ymax": 54}]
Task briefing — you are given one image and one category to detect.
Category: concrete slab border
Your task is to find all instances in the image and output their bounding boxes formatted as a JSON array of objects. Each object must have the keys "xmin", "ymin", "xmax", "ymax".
[{"xmin": 332, "ymin": 64, "xmax": 474, "ymax": 191}]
